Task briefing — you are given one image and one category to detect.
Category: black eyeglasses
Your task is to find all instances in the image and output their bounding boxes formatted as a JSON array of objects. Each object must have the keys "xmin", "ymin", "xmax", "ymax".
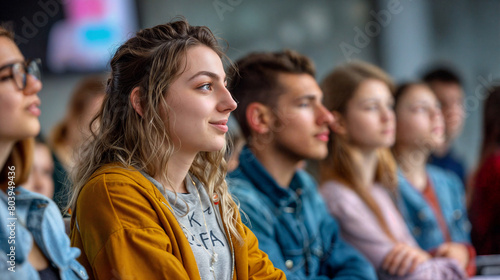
[{"xmin": 0, "ymin": 59, "xmax": 41, "ymax": 91}]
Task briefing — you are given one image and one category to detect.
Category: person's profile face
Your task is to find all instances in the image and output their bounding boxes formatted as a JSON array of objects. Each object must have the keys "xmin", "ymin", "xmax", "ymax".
[
  {"xmin": 162, "ymin": 45, "xmax": 237, "ymax": 155},
  {"xmin": 0, "ymin": 37, "xmax": 42, "ymax": 142},
  {"xmin": 266, "ymin": 73, "xmax": 334, "ymax": 161},
  {"xmin": 429, "ymin": 81, "xmax": 464, "ymax": 141}
]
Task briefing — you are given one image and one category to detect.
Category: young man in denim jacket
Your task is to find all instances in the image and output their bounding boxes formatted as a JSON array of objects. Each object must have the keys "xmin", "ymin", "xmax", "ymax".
[{"xmin": 227, "ymin": 50, "xmax": 377, "ymax": 280}]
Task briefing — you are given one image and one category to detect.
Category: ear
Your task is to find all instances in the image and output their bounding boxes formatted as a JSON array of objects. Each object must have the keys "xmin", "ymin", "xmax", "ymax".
[
  {"xmin": 130, "ymin": 86, "xmax": 143, "ymax": 117},
  {"xmin": 246, "ymin": 102, "xmax": 273, "ymax": 135},
  {"xmin": 330, "ymin": 111, "xmax": 348, "ymax": 136}
]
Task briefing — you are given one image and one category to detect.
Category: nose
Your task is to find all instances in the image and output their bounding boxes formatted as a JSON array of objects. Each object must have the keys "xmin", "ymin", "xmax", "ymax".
[
  {"xmin": 218, "ymin": 86, "xmax": 237, "ymax": 113},
  {"xmin": 23, "ymin": 73, "xmax": 42, "ymax": 96},
  {"xmin": 317, "ymin": 104, "xmax": 335, "ymax": 126},
  {"xmin": 381, "ymin": 106, "xmax": 395, "ymax": 122},
  {"xmin": 432, "ymin": 106, "xmax": 444, "ymax": 122}
]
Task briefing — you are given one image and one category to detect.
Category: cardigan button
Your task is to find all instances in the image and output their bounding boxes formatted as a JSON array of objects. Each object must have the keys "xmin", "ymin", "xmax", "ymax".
[
  {"xmin": 412, "ymin": 227, "xmax": 421, "ymax": 236},
  {"xmin": 285, "ymin": 260, "xmax": 294, "ymax": 269},
  {"xmin": 453, "ymin": 210, "xmax": 462, "ymax": 220}
]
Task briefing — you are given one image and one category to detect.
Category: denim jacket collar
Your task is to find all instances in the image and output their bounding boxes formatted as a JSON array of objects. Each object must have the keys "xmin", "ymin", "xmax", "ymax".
[{"xmin": 236, "ymin": 146, "xmax": 303, "ymax": 209}]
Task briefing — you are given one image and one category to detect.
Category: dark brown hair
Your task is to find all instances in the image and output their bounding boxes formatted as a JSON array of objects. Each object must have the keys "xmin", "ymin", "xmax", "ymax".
[{"xmin": 228, "ymin": 49, "xmax": 316, "ymax": 140}]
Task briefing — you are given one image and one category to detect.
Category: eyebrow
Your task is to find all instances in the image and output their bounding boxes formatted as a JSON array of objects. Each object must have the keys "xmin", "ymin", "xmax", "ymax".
[
  {"xmin": 295, "ymin": 94, "xmax": 319, "ymax": 102},
  {"xmin": 187, "ymin": 71, "xmax": 226, "ymax": 82}
]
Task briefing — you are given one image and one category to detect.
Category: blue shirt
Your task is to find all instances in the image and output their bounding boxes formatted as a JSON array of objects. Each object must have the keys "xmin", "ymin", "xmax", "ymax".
[
  {"xmin": 0, "ymin": 187, "xmax": 88, "ymax": 280},
  {"xmin": 228, "ymin": 146, "xmax": 376, "ymax": 280},
  {"xmin": 396, "ymin": 165, "xmax": 471, "ymax": 251}
]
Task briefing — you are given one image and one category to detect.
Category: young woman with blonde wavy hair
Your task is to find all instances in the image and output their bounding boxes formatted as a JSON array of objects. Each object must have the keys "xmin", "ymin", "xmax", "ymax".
[
  {"xmin": 319, "ymin": 62, "xmax": 466, "ymax": 280},
  {"xmin": 67, "ymin": 19, "xmax": 285, "ymax": 280}
]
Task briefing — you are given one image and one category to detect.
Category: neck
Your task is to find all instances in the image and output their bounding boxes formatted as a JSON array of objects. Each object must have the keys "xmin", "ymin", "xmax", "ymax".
[
  {"xmin": 250, "ymin": 143, "xmax": 300, "ymax": 188},
  {"xmin": 157, "ymin": 150, "xmax": 196, "ymax": 193},
  {"xmin": 0, "ymin": 141, "xmax": 14, "ymax": 172},
  {"xmin": 393, "ymin": 144, "xmax": 428, "ymax": 191},
  {"xmin": 350, "ymin": 146, "xmax": 378, "ymax": 189},
  {"xmin": 433, "ymin": 140, "xmax": 451, "ymax": 157}
]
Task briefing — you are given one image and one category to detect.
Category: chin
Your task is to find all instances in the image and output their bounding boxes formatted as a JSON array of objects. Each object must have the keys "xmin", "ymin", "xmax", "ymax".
[{"xmin": 310, "ymin": 150, "xmax": 328, "ymax": 161}]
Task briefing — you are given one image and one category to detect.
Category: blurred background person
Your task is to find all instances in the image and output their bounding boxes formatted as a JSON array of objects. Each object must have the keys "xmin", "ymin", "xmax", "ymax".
[
  {"xmin": 392, "ymin": 82, "xmax": 475, "ymax": 276},
  {"xmin": 49, "ymin": 75, "xmax": 105, "ymax": 211},
  {"xmin": 469, "ymin": 85, "xmax": 500, "ymax": 255},
  {"xmin": 23, "ymin": 135, "xmax": 55, "ymax": 199},
  {"xmin": 320, "ymin": 62, "xmax": 466, "ymax": 280},
  {"xmin": 423, "ymin": 68, "xmax": 466, "ymax": 185},
  {"xmin": 0, "ymin": 26, "xmax": 87, "ymax": 280}
]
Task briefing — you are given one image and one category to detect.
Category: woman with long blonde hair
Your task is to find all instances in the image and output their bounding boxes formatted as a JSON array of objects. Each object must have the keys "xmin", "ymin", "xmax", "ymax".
[
  {"xmin": 68, "ymin": 19, "xmax": 285, "ymax": 279},
  {"xmin": 319, "ymin": 62, "xmax": 466, "ymax": 279}
]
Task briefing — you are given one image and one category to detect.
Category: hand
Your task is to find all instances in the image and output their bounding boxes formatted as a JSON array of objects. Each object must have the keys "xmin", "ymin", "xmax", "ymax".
[
  {"xmin": 382, "ymin": 243, "xmax": 431, "ymax": 276},
  {"xmin": 435, "ymin": 242, "xmax": 469, "ymax": 269}
]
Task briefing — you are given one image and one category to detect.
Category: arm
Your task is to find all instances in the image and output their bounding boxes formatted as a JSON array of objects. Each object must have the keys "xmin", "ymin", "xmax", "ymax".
[
  {"xmin": 318, "ymin": 215, "xmax": 378, "ymax": 280},
  {"xmin": 312, "ymin": 187, "xmax": 377, "ymax": 280},
  {"xmin": 321, "ymin": 183, "xmax": 466, "ymax": 280},
  {"xmin": 74, "ymin": 177, "xmax": 193, "ymax": 279},
  {"xmin": 236, "ymin": 191, "xmax": 330, "ymax": 280},
  {"xmin": 241, "ymin": 223, "xmax": 287, "ymax": 279}
]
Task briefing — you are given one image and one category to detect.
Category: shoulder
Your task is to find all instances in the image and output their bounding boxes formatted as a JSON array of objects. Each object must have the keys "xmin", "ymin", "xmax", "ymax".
[
  {"xmin": 80, "ymin": 165, "xmax": 159, "ymax": 201},
  {"xmin": 320, "ymin": 180, "xmax": 358, "ymax": 201},
  {"xmin": 481, "ymin": 152, "xmax": 500, "ymax": 170},
  {"xmin": 228, "ymin": 177, "xmax": 270, "ymax": 214},
  {"xmin": 319, "ymin": 180, "xmax": 364, "ymax": 216},
  {"xmin": 16, "ymin": 187, "xmax": 62, "ymax": 218},
  {"xmin": 427, "ymin": 164, "xmax": 463, "ymax": 190},
  {"xmin": 76, "ymin": 164, "xmax": 165, "ymax": 231}
]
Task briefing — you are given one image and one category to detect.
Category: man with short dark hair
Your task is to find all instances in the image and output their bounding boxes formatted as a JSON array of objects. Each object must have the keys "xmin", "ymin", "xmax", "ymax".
[{"xmin": 227, "ymin": 49, "xmax": 377, "ymax": 280}]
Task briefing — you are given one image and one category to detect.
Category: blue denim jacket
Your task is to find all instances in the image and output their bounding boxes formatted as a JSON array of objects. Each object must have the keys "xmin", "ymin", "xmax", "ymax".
[
  {"xmin": 0, "ymin": 187, "xmax": 88, "ymax": 280},
  {"xmin": 396, "ymin": 165, "xmax": 472, "ymax": 251},
  {"xmin": 228, "ymin": 146, "xmax": 376, "ymax": 280}
]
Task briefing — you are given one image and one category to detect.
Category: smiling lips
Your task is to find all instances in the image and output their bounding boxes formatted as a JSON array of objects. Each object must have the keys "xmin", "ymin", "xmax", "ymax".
[
  {"xmin": 315, "ymin": 131, "xmax": 330, "ymax": 142},
  {"xmin": 209, "ymin": 120, "xmax": 228, "ymax": 133}
]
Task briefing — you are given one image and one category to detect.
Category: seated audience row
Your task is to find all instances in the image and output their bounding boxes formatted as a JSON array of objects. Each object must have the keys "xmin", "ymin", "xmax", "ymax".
[{"xmin": 2, "ymin": 18, "xmax": 499, "ymax": 280}]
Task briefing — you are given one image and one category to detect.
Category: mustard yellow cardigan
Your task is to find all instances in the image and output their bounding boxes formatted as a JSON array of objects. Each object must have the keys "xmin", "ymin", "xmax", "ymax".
[{"xmin": 70, "ymin": 165, "xmax": 285, "ymax": 280}]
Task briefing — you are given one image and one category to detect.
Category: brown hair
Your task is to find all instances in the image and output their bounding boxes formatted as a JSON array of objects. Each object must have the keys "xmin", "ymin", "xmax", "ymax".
[
  {"xmin": 228, "ymin": 49, "xmax": 316, "ymax": 140},
  {"xmin": 49, "ymin": 75, "xmax": 106, "ymax": 148},
  {"xmin": 68, "ymin": 19, "xmax": 243, "ymax": 241},
  {"xmin": 319, "ymin": 61, "xmax": 398, "ymax": 242},
  {"xmin": 479, "ymin": 85, "xmax": 500, "ymax": 163}
]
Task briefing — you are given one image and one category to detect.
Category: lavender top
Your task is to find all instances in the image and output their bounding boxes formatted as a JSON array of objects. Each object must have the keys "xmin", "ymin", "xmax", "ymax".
[{"xmin": 320, "ymin": 180, "xmax": 466, "ymax": 280}]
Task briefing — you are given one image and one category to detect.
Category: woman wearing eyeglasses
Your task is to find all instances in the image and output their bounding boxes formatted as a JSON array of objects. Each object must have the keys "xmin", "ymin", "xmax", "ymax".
[{"xmin": 0, "ymin": 27, "xmax": 88, "ymax": 279}]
